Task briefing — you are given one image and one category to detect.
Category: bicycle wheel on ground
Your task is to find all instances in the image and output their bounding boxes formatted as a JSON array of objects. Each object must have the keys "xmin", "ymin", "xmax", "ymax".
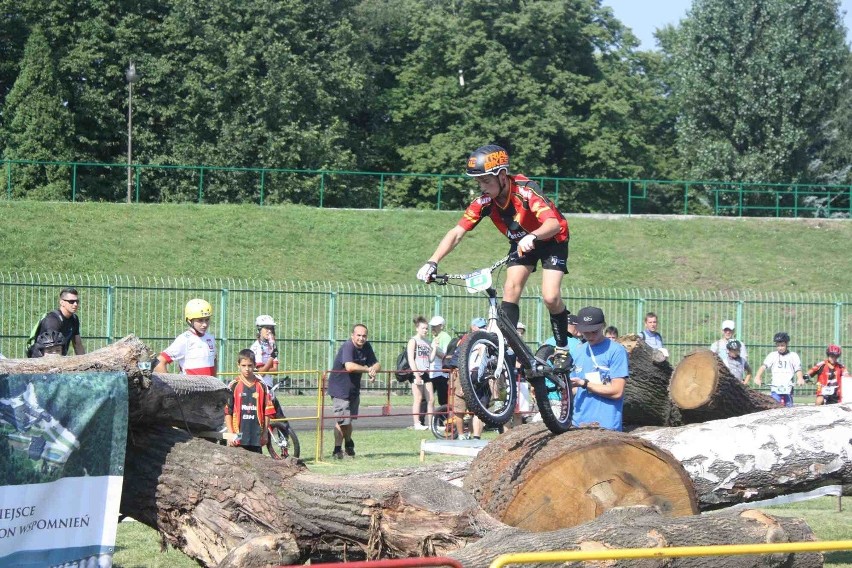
[
  {"xmin": 458, "ymin": 330, "xmax": 517, "ymax": 426},
  {"xmin": 531, "ymin": 345, "xmax": 574, "ymax": 434},
  {"xmin": 430, "ymin": 404, "xmax": 458, "ymax": 439},
  {"xmin": 266, "ymin": 421, "xmax": 300, "ymax": 459}
]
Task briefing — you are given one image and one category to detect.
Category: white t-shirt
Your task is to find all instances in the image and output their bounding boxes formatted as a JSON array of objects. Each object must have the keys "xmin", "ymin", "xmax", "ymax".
[
  {"xmin": 160, "ymin": 330, "xmax": 217, "ymax": 376},
  {"xmin": 761, "ymin": 350, "xmax": 801, "ymax": 393},
  {"xmin": 250, "ymin": 339, "xmax": 278, "ymax": 387}
]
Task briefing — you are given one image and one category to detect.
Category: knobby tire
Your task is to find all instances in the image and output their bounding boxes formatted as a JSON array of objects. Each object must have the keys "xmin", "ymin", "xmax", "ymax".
[
  {"xmin": 531, "ymin": 344, "xmax": 574, "ymax": 434},
  {"xmin": 457, "ymin": 330, "xmax": 517, "ymax": 426}
]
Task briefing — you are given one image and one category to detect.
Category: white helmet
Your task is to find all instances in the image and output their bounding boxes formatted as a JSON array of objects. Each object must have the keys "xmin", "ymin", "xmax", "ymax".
[{"xmin": 255, "ymin": 315, "xmax": 277, "ymax": 328}]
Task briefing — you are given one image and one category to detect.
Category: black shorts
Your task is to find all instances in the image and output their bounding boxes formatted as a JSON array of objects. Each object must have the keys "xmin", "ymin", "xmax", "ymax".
[{"xmin": 508, "ymin": 239, "xmax": 569, "ymax": 273}]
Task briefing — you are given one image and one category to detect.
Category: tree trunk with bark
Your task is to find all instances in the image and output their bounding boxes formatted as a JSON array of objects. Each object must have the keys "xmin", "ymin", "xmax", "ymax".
[
  {"xmin": 463, "ymin": 423, "xmax": 698, "ymax": 531},
  {"xmin": 448, "ymin": 506, "xmax": 822, "ymax": 568},
  {"xmin": 120, "ymin": 428, "xmax": 825, "ymax": 568},
  {"xmin": 619, "ymin": 335, "xmax": 682, "ymax": 426},
  {"xmin": 670, "ymin": 349, "xmax": 779, "ymax": 423},
  {"xmin": 0, "ymin": 336, "xmax": 228, "ymax": 431},
  {"xmin": 120, "ymin": 427, "xmax": 501, "ymax": 567},
  {"xmin": 638, "ymin": 403, "xmax": 852, "ymax": 509}
]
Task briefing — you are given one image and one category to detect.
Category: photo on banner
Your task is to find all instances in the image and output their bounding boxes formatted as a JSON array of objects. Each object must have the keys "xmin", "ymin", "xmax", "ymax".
[{"xmin": 0, "ymin": 372, "xmax": 128, "ymax": 567}]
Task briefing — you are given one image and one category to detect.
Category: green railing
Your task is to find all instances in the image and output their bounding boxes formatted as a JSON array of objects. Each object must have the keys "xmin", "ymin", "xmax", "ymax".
[
  {"xmin": 0, "ymin": 273, "xmax": 848, "ymax": 399},
  {"xmin": 3, "ymin": 158, "xmax": 851, "ymax": 217}
]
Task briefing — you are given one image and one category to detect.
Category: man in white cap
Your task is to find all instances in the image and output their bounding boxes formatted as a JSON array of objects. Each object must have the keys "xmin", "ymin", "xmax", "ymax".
[
  {"xmin": 428, "ymin": 315, "xmax": 452, "ymax": 407},
  {"xmin": 710, "ymin": 320, "xmax": 748, "ymax": 363},
  {"xmin": 569, "ymin": 306, "xmax": 629, "ymax": 431}
]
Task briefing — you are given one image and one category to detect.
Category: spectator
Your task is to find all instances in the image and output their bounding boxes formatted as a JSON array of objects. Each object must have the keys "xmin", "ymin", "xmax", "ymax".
[
  {"xmin": 639, "ymin": 312, "xmax": 666, "ymax": 357},
  {"xmin": 29, "ymin": 287, "xmax": 86, "ymax": 357},
  {"xmin": 250, "ymin": 315, "xmax": 279, "ymax": 388},
  {"xmin": 753, "ymin": 332, "xmax": 805, "ymax": 407},
  {"xmin": 428, "ymin": 315, "xmax": 452, "ymax": 408},
  {"xmin": 154, "ymin": 299, "xmax": 217, "ymax": 376},
  {"xmin": 723, "ymin": 340, "xmax": 752, "ymax": 383},
  {"xmin": 224, "ymin": 349, "xmax": 276, "ymax": 453},
  {"xmin": 407, "ymin": 316, "xmax": 432, "ymax": 430},
  {"xmin": 328, "ymin": 324, "xmax": 380, "ymax": 459},
  {"xmin": 604, "ymin": 326, "xmax": 619, "ymax": 340},
  {"xmin": 445, "ymin": 317, "xmax": 487, "ymax": 439},
  {"xmin": 807, "ymin": 344, "xmax": 844, "ymax": 405},
  {"xmin": 710, "ymin": 320, "xmax": 748, "ymax": 363},
  {"xmin": 29, "ymin": 330, "xmax": 65, "ymax": 358},
  {"xmin": 514, "ymin": 322, "xmax": 533, "ymax": 423},
  {"xmin": 417, "ymin": 144, "xmax": 573, "ymax": 370},
  {"xmin": 569, "ymin": 306, "xmax": 629, "ymax": 431}
]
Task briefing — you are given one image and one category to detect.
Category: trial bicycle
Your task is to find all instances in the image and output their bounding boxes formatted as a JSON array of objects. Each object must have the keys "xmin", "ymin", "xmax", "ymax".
[
  {"xmin": 265, "ymin": 378, "xmax": 301, "ymax": 459},
  {"xmin": 428, "ymin": 254, "xmax": 574, "ymax": 435}
]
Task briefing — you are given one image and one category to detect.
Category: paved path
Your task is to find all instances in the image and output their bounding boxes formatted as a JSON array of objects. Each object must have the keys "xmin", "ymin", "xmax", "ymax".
[{"xmin": 284, "ymin": 404, "xmax": 433, "ymax": 432}]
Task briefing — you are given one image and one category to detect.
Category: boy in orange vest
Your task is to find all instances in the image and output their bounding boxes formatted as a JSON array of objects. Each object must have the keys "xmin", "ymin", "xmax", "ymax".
[{"xmin": 225, "ymin": 349, "xmax": 277, "ymax": 453}]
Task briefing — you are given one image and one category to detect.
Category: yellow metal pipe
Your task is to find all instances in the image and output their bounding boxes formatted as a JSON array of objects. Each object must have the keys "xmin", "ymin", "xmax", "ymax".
[{"xmin": 489, "ymin": 540, "xmax": 852, "ymax": 568}]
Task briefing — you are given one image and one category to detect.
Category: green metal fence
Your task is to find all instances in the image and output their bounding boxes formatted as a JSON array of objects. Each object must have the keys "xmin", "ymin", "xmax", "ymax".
[
  {"xmin": 1, "ymin": 273, "xmax": 849, "ymax": 397},
  {"xmin": 4, "ymin": 159, "xmax": 852, "ymax": 217}
]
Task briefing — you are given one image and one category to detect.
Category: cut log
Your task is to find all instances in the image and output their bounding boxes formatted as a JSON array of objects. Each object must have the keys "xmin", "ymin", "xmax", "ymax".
[
  {"xmin": 0, "ymin": 336, "xmax": 228, "ymax": 431},
  {"xmin": 463, "ymin": 423, "xmax": 698, "ymax": 531},
  {"xmin": 0, "ymin": 334, "xmax": 152, "ymax": 385},
  {"xmin": 670, "ymin": 349, "xmax": 779, "ymax": 422},
  {"xmin": 120, "ymin": 426, "xmax": 500, "ymax": 567},
  {"xmin": 448, "ymin": 505, "xmax": 822, "ymax": 568},
  {"xmin": 638, "ymin": 403, "xmax": 852, "ymax": 509},
  {"xmin": 120, "ymin": 428, "xmax": 822, "ymax": 568},
  {"xmin": 134, "ymin": 372, "xmax": 229, "ymax": 432},
  {"xmin": 619, "ymin": 334, "xmax": 682, "ymax": 426}
]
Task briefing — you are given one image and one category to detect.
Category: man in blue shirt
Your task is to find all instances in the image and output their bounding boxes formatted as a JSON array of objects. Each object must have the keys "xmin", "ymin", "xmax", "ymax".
[{"xmin": 570, "ymin": 306, "xmax": 629, "ymax": 431}]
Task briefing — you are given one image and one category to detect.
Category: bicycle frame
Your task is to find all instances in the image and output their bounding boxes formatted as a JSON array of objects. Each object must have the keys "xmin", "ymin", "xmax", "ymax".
[{"xmin": 482, "ymin": 286, "xmax": 551, "ymax": 380}]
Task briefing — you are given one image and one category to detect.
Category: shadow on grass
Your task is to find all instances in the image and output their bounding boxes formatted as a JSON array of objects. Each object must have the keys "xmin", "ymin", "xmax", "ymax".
[{"xmin": 825, "ymin": 550, "xmax": 852, "ymax": 564}]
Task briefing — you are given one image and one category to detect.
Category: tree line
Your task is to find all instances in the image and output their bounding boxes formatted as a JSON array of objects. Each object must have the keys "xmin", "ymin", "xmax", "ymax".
[{"xmin": 0, "ymin": 0, "xmax": 849, "ymax": 211}]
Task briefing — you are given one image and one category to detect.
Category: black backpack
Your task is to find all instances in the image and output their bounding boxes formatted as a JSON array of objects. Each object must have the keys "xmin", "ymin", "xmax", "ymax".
[{"xmin": 395, "ymin": 347, "xmax": 414, "ymax": 382}]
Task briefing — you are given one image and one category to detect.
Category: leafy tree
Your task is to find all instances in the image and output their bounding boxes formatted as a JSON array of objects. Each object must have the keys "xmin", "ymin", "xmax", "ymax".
[
  {"xmin": 664, "ymin": 0, "xmax": 848, "ymax": 187},
  {"xmin": 356, "ymin": 0, "xmax": 672, "ymax": 212},
  {"xmin": 1, "ymin": 27, "xmax": 74, "ymax": 199}
]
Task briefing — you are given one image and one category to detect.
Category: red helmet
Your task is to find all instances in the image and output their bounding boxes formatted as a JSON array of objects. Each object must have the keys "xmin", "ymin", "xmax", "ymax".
[{"xmin": 826, "ymin": 344, "xmax": 841, "ymax": 357}]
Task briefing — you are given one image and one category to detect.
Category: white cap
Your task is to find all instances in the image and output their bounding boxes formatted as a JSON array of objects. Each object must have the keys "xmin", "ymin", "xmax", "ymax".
[
  {"xmin": 516, "ymin": 322, "xmax": 526, "ymax": 330},
  {"xmin": 428, "ymin": 316, "xmax": 445, "ymax": 327},
  {"xmin": 721, "ymin": 320, "xmax": 736, "ymax": 331}
]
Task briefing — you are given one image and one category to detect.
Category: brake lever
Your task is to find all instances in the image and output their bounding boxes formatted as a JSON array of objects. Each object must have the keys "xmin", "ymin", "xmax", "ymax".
[{"xmin": 431, "ymin": 274, "xmax": 449, "ymax": 285}]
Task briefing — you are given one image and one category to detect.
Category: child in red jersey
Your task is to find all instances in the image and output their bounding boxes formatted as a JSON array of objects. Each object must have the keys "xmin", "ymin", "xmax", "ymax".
[{"xmin": 225, "ymin": 349, "xmax": 277, "ymax": 453}]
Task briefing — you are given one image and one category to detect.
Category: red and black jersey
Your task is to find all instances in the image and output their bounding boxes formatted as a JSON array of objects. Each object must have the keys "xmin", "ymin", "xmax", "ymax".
[{"xmin": 458, "ymin": 174, "xmax": 569, "ymax": 243}]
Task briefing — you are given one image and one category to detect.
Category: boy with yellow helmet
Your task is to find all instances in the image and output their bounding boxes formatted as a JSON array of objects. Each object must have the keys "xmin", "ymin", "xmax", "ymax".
[{"xmin": 154, "ymin": 298, "xmax": 217, "ymax": 376}]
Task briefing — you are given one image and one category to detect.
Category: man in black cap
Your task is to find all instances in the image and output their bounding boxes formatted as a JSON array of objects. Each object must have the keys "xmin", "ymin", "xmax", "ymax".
[{"xmin": 569, "ymin": 306, "xmax": 629, "ymax": 431}]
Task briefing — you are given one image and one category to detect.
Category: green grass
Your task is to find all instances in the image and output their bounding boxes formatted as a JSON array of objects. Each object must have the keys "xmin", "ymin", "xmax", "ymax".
[{"xmin": 1, "ymin": 201, "xmax": 851, "ymax": 293}]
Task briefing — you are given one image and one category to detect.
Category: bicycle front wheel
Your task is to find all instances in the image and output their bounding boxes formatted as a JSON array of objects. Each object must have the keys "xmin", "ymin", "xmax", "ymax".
[
  {"xmin": 458, "ymin": 330, "xmax": 516, "ymax": 426},
  {"xmin": 266, "ymin": 421, "xmax": 301, "ymax": 459}
]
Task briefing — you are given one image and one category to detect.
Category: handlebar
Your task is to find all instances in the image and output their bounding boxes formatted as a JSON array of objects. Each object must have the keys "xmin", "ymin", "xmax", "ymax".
[{"xmin": 430, "ymin": 253, "xmax": 517, "ymax": 285}]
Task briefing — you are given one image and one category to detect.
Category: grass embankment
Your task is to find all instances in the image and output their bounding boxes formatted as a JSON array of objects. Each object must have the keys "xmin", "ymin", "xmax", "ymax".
[{"xmin": 1, "ymin": 201, "xmax": 851, "ymax": 293}]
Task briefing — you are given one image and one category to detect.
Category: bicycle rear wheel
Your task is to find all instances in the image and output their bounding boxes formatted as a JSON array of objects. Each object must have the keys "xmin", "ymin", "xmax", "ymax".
[
  {"xmin": 430, "ymin": 404, "xmax": 458, "ymax": 439},
  {"xmin": 458, "ymin": 330, "xmax": 516, "ymax": 426},
  {"xmin": 531, "ymin": 345, "xmax": 573, "ymax": 434},
  {"xmin": 266, "ymin": 421, "xmax": 301, "ymax": 459}
]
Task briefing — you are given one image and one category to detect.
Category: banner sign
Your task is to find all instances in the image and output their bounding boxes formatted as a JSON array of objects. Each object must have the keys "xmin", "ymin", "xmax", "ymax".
[{"xmin": 0, "ymin": 372, "xmax": 128, "ymax": 567}]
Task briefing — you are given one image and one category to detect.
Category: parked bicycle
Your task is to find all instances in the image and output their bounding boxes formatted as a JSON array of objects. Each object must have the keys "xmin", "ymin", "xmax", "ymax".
[
  {"xmin": 265, "ymin": 378, "xmax": 301, "ymax": 459},
  {"xmin": 427, "ymin": 254, "xmax": 574, "ymax": 435},
  {"xmin": 429, "ymin": 402, "xmax": 504, "ymax": 439}
]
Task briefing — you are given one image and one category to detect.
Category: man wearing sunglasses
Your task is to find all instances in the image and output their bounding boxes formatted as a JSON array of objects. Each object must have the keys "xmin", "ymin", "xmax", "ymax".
[{"xmin": 31, "ymin": 287, "xmax": 86, "ymax": 357}]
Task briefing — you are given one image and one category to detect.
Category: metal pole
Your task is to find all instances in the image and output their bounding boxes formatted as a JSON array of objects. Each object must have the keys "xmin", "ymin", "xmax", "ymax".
[
  {"xmin": 127, "ymin": 80, "xmax": 132, "ymax": 203},
  {"xmin": 125, "ymin": 62, "xmax": 138, "ymax": 204}
]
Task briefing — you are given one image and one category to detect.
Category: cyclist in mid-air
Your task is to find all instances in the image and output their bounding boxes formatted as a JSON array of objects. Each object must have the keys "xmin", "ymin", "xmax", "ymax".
[{"xmin": 417, "ymin": 144, "xmax": 573, "ymax": 368}]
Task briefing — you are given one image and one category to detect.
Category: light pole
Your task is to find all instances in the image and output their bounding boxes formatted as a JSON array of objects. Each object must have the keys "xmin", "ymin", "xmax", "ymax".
[{"xmin": 126, "ymin": 61, "xmax": 138, "ymax": 204}]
